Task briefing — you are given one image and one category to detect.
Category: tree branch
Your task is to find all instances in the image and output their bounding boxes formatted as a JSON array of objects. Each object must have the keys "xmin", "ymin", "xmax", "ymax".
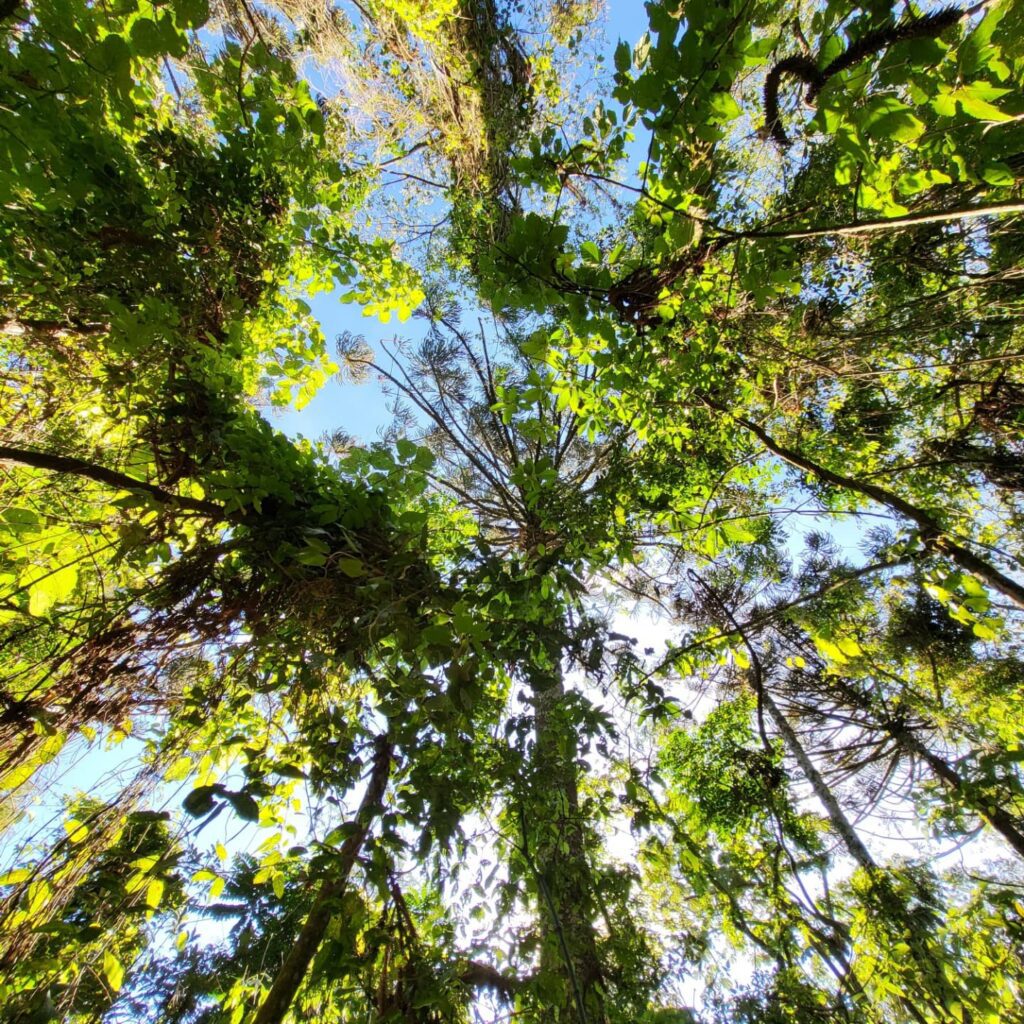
[
  {"xmin": 0, "ymin": 446, "xmax": 225, "ymax": 519},
  {"xmin": 708, "ymin": 405, "xmax": 1024, "ymax": 609},
  {"xmin": 712, "ymin": 200, "xmax": 1024, "ymax": 242}
]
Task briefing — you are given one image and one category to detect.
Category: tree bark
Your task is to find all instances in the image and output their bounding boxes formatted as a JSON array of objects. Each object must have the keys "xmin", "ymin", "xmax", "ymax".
[
  {"xmin": 459, "ymin": 960, "xmax": 528, "ymax": 1000},
  {"xmin": 718, "ymin": 199, "xmax": 1024, "ymax": 241},
  {"xmin": 527, "ymin": 673, "xmax": 606, "ymax": 1024},
  {"xmin": 690, "ymin": 570, "xmax": 879, "ymax": 872},
  {"xmin": 753, "ymin": 680, "xmax": 945, "ymax": 1023},
  {"xmin": 253, "ymin": 736, "xmax": 392, "ymax": 1024}
]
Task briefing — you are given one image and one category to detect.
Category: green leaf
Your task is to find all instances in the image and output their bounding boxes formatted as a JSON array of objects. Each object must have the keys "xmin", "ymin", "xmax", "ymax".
[
  {"xmin": 924, "ymin": 582, "xmax": 953, "ymax": 606},
  {"xmin": 103, "ymin": 951, "xmax": 125, "ymax": 993},
  {"xmin": 858, "ymin": 94, "xmax": 925, "ymax": 144},
  {"xmin": 396, "ymin": 438, "xmax": 419, "ymax": 460},
  {"xmin": 130, "ymin": 17, "xmax": 164, "ymax": 56},
  {"xmin": 92, "ymin": 33, "xmax": 132, "ymax": 75},
  {"xmin": 64, "ymin": 818, "xmax": 88, "ymax": 843},
  {"xmin": 814, "ymin": 637, "xmax": 850, "ymax": 665},
  {"xmin": 897, "ymin": 167, "xmax": 952, "ymax": 195},
  {"xmin": 720, "ymin": 520, "xmax": 756, "ymax": 544},
  {"xmin": 182, "ymin": 785, "xmax": 221, "ymax": 818},
  {"xmin": 146, "ymin": 878, "xmax": 165, "ymax": 910},
  {"xmin": 336, "ymin": 557, "xmax": 365, "ymax": 578},
  {"xmin": 174, "ymin": 0, "xmax": 210, "ymax": 29},
  {"xmin": 614, "ymin": 40, "xmax": 631, "ymax": 74},
  {"xmin": 954, "ymin": 82, "xmax": 1013, "ymax": 121},
  {"xmin": 864, "ymin": 108, "xmax": 925, "ymax": 143},
  {"xmin": 708, "ymin": 91, "xmax": 741, "ymax": 122},
  {"xmin": 2, "ymin": 507, "xmax": 39, "ymax": 528},
  {"xmin": 981, "ymin": 162, "xmax": 1015, "ymax": 186},
  {"xmin": 28, "ymin": 564, "xmax": 78, "ymax": 617},
  {"xmin": 422, "ymin": 623, "xmax": 452, "ymax": 646},
  {"xmin": 633, "ymin": 32, "xmax": 650, "ymax": 68},
  {"xmin": 226, "ymin": 790, "xmax": 260, "ymax": 822},
  {"xmin": 164, "ymin": 755, "xmax": 194, "ymax": 782},
  {"xmin": 743, "ymin": 36, "xmax": 777, "ymax": 63}
]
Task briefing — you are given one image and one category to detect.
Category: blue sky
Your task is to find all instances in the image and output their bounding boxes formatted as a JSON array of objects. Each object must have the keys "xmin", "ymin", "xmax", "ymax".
[
  {"xmin": 271, "ymin": 0, "xmax": 651, "ymax": 446},
  {"xmin": 269, "ymin": 288, "xmax": 399, "ymax": 443}
]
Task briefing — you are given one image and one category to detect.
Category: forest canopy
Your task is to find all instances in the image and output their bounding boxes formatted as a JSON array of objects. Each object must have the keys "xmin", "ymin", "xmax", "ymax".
[{"xmin": 1, "ymin": 0, "xmax": 1024, "ymax": 1021}]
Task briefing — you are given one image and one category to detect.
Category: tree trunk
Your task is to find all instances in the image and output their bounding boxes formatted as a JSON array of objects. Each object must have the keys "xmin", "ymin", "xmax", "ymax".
[
  {"xmin": 0, "ymin": 445, "xmax": 223, "ymax": 518},
  {"xmin": 691, "ymin": 568, "xmax": 878, "ymax": 873},
  {"xmin": 253, "ymin": 736, "xmax": 392, "ymax": 1024},
  {"xmin": 759, "ymin": 689, "xmax": 952, "ymax": 1024},
  {"xmin": 760, "ymin": 688, "xmax": 877, "ymax": 872},
  {"xmin": 527, "ymin": 673, "xmax": 606, "ymax": 1024}
]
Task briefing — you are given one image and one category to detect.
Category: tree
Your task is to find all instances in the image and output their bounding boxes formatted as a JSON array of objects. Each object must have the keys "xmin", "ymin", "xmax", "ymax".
[
  {"xmin": 0, "ymin": 798, "xmax": 188, "ymax": 1023},
  {"xmin": 338, "ymin": 308, "xmax": 657, "ymax": 1021}
]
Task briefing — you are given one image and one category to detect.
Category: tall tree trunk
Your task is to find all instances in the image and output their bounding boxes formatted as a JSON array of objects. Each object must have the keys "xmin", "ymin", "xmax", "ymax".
[
  {"xmin": 253, "ymin": 735, "xmax": 392, "ymax": 1024},
  {"xmin": 525, "ymin": 673, "xmax": 606, "ymax": 1024},
  {"xmin": 760, "ymin": 688, "xmax": 877, "ymax": 872},
  {"xmin": 758, "ymin": 689, "xmax": 954, "ymax": 1024},
  {"xmin": 689, "ymin": 563, "xmax": 945, "ymax": 1024},
  {"xmin": 690, "ymin": 569, "xmax": 878, "ymax": 872}
]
